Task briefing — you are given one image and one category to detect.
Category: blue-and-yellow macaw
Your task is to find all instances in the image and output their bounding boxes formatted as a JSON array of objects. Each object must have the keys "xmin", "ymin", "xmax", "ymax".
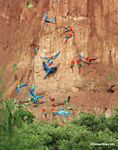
[
  {"xmin": 43, "ymin": 13, "xmax": 56, "ymax": 23},
  {"xmin": 30, "ymin": 85, "xmax": 44, "ymax": 104},
  {"xmin": 53, "ymin": 109, "xmax": 71, "ymax": 117},
  {"xmin": 43, "ymin": 62, "xmax": 57, "ymax": 79},
  {"xmin": 41, "ymin": 51, "xmax": 61, "ymax": 66},
  {"xmin": 16, "ymin": 82, "xmax": 28, "ymax": 93}
]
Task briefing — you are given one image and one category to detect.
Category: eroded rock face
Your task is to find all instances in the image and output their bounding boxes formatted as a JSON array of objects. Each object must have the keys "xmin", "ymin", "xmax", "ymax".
[
  {"xmin": 0, "ymin": 0, "xmax": 118, "ymax": 110},
  {"xmin": 35, "ymin": 0, "xmax": 118, "ymax": 94}
]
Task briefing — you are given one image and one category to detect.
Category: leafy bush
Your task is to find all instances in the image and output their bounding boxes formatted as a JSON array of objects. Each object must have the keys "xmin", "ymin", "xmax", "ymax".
[
  {"xmin": 0, "ymin": 100, "xmax": 35, "ymax": 136},
  {"xmin": 0, "ymin": 99, "xmax": 118, "ymax": 150},
  {"xmin": 72, "ymin": 112, "xmax": 108, "ymax": 132},
  {"xmin": 108, "ymin": 108, "xmax": 118, "ymax": 132}
]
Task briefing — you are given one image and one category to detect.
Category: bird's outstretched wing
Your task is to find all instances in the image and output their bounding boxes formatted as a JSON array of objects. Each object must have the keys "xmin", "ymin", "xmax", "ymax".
[
  {"xmin": 36, "ymin": 95, "xmax": 44, "ymax": 99},
  {"xmin": 80, "ymin": 59, "xmax": 90, "ymax": 65},
  {"xmin": 49, "ymin": 18, "xmax": 56, "ymax": 23},
  {"xmin": 41, "ymin": 56, "xmax": 49, "ymax": 61},
  {"xmin": 44, "ymin": 13, "xmax": 56, "ymax": 23},
  {"xmin": 89, "ymin": 58, "xmax": 98, "ymax": 62},
  {"xmin": 67, "ymin": 96, "xmax": 71, "ymax": 102},
  {"xmin": 31, "ymin": 85, "xmax": 35, "ymax": 92},
  {"xmin": 44, "ymin": 13, "xmax": 48, "ymax": 21},
  {"xmin": 53, "ymin": 51, "xmax": 61, "ymax": 60},
  {"xmin": 30, "ymin": 89, "xmax": 36, "ymax": 98},
  {"xmin": 43, "ymin": 73, "xmax": 49, "ymax": 80},
  {"xmin": 20, "ymin": 84, "xmax": 28, "ymax": 88},
  {"xmin": 43, "ymin": 62, "xmax": 49, "ymax": 72}
]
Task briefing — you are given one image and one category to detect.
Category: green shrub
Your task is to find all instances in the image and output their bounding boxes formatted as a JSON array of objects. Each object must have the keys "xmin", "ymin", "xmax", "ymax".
[
  {"xmin": 108, "ymin": 108, "xmax": 118, "ymax": 132},
  {"xmin": 0, "ymin": 99, "xmax": 118, "ymax": 150},
  {"xmin": 72, "ymin": 112, "xmax": 108, "ymax": 132}
]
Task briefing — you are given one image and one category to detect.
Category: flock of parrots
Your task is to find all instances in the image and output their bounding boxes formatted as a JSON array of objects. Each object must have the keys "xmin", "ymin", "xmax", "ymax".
[{"xmin": 15, "ymin": 10, "xmax": 98, "ymax": 117}]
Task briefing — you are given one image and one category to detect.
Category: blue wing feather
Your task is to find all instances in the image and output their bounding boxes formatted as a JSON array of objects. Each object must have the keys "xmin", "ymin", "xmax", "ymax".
[
  {"xmin": 20, "ymin": 84, "xmax": 28, "ymax": 88},
  {"xmin": 53, "ymin": 51, "xmax": 61, "ymax": 60},
  {"xmin": 31, "ymin": 85, "xmax": 35, "ymax": 92},
  {"xmin": 43, "ymin": 73, "xmax": 49, "ymax": 80},
  {"xmin": 57, "ymin": 110, "xmax": 71, "ymax": 116},
  {"xmin": 41, "ymin": 57, "xmax": 49, "ymax": 61},
  {"xmin": 49, "ymin": 18, "xmax": 56, "ymax": 23},
  {"xmin": 30, "ymin": 89, "xmax": 36, "ymax": 98},
  {"xmin": 43, "ymin": 62, "xmax": 49, "ymax": 72},
  {"xmin": 36, "ymin": 95, "xmax": 44, "ymax": 99},
  {"xmin": 16, "ymin": 87, "xmax": 20, "ymax": 93},
  {"xmin": 44, "ymin": 14, "xmax": 48, "ymax": 20}
]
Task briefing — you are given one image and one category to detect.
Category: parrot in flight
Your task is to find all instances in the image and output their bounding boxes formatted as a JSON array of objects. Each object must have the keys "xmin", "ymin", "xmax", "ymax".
[
  {"xmin": 43, "ymin": 13, "xmax": 56, "ymax": 23},
  {"xmin": 16, "ymin": 82, "xmax": 28, "ymax": 93},
  {"xmin": 86, "ymin": 57, "xmax": 98, "ymax": 63},
  {"xmin": 41, "ymin": 51, "xmax": 61, "ymax": 66},
  {"xmin": 80, "ymin": 56, "xmax": 98, "ymax": 65},
  {"xmin": 43, "ymin": 62, "xmax": 58, "ymax": 79},
  {"xmin": 85, "ymin": 57, "xmax": 98, "ymax": 65},
  {"xmin": 30, "ymin": 85, "xmax": 44, "ymax": 104},
  {"xmin": 53, "ymin": 109, "xmax": 71, "ymax": 117}
]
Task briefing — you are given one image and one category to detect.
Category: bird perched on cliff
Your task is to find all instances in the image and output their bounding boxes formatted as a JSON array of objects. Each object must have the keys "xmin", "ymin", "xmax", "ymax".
[
  {"xmin": 70, "ymin": 59, "xmax": 75, "ymax": 73},
  {"xmin": 41, "ymin": 51, "xmax": 61, "ymax": 66},
  {"xmin": 65, "ymin": 96, "xmax": 71, "ymax": 106},
  {"xmin": 43, "ymin": 13, "xmax": 56, "ymax": 23},
  {"xmin": 65, "ymin": 32, "xmax": 74, "ymax": 43},
  {"xmin": 33, "ymin": 45, "xmax": 39, "ymax": 54},
  {"xmin": 60, "ymin": 26, "xmax": 74, "ymax": 36},
  {"xmin": 43, "ymin": 62, "xmax": 58, "ymax": 79},
  {"xmin": 76, "ymin": 58, "xmax": 83, "ymax": 74},
  {"xmin": 16, "ymin": 82, "xmax": 28, "ymax": 93},
  {"xmin": 53, "ymin": 109, "xmax": 71, "ymax": 117},
  {"xmin": 49, "ymin": 97, "xmax": 55, "ymax": 101},
  {"xmin": 30, "ymin": 85, "xmax": 44, "ymax": 104}
]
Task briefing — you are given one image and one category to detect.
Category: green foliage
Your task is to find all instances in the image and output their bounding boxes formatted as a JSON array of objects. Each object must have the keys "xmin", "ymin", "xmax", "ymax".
[
  {"xmin": 0, "ymin": 99, "xmax": 118, "ymax": 150},
  {"xmin": 108, "ymin": 108, "xmax": 118, "ymax": 132},
  {"xmin": 2, "ymin": 121, "xmax": 116, "ymax": 150},
  {"xmin": 0, "ymin": 66, "xmax": 5, "ymax": 100},
  {"xmin": 72, "ymin": 112, "xmax": 108, "ymax": 132},
  {"xmin": 0, "ymin": 100, "xmax": 35, "ymax": 136}
]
